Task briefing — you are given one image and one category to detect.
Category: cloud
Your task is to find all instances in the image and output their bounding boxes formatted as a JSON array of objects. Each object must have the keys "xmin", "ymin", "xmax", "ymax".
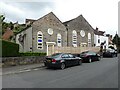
[
  {"xmin": 0, "ymin": 2, "xmax": 25, "ymax": 23},
  {"xmin": 0, "ymin": 0, "xmax": 119, "ymax": 36},
  {"xmin": 0, "ymin": 2, "xmax": 55, "ymax": 23}
]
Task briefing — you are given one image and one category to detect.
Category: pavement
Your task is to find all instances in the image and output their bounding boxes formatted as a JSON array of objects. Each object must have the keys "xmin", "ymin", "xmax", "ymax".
[{"xmin": 1, "ymin": 63, "xmax": 44, "ymax": 75}]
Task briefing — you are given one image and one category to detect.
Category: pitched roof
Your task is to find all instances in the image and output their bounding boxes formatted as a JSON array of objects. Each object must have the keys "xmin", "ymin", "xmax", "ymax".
[
  {"xmin": 63, "ymin": 14, "xmax": 95, "ymax": 30},
  {"xmin": 34, "ymin": 12, "xmax": 64, "ymax": 25},
  {"xmin": 25, "ymin": 19, "xmax": 36, "ymax": 24},
  {"xmin": 94, "ymin": 30, "xmax": 105, "ymax": 36},
  {"xmin": 2, "ymin": 28, "xmax": 13, "ymax": 40},
  {"xmin": 94, "ymin": 28, "xmax": 105, "ymax": 36},
  {"xmin": 16, "ymin": 12, "xmax": 65, "ymax": 35}
]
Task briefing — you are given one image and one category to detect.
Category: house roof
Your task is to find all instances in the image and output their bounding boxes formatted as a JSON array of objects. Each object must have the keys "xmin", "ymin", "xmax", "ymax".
[
  {"xmin": 33, "ymin": 12, "xmax": 64, "ymax": 26},
  {"xmin": 16, "ymin": 12, "xmax": 65, "ymax": 35},
  {"xmin": 2, "ymin": 27, "xmax": 13, "ymax": 40},
  {"xmin": 63, "ymin": 14, "xmax": 95, "ymax": 31},
  {"xmin": 94, "ymin": 29, "xmax": 105, "ymax": 36},
  {"xmin": 25, "ymin": 19, "xmax": 36, "ymax": 24}
]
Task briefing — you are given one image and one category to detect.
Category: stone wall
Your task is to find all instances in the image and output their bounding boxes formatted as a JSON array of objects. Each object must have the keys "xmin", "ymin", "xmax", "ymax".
[
  {"xmin": 2, "ymin": 56, "xmax": 46, "ymax": 67},
  {"xmin": 32, "ymin": 12, "xmax": 67, "ymax": 53},
  {"xmin": 63, "ymin": 15, "xmax": 94, "ymax": 47},
  {"xmin": 48, "ymin": 46, "xmax": 100, "ymax": 56}
]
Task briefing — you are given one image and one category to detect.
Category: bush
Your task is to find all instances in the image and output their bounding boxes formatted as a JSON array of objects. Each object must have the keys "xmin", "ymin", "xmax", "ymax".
[
  {"xmin": 19, "ymin": 52, "xmax": 46, "ymax": 56},
  {"xmin": 2, "ymin": 40, "xmax": 19, "ymax": 57}
]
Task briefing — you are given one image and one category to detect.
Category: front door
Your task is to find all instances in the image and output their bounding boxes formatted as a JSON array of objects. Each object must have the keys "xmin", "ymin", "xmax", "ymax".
[{"xmin": 46, "ymin": 42, "xmax": 56, "ymax": 56}]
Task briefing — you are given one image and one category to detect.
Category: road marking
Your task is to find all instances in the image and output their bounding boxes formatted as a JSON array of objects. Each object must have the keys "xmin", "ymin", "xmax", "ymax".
[
  {"xmin": 33, "ymin": 69, "xmax": 39, "ymax": 71},
  {"xmin": 25, "ymin": 69, "xmax": 31, "ymax": 72}
]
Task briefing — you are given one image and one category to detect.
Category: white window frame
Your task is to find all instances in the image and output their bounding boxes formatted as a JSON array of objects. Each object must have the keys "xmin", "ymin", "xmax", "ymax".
[
  {"xmin": 57, "ymin": 33, "xmax": 62, "ymax": 47},
  {"xmin": 88, "ymin": 33, "xmax": 91, "ymax": 47},
  {"xmin": 37, "ymin": 31, "xmax": 43, "ymax": 50},
  {"xmin": 72, "ymin": 30, "xmax": 77, "ymax": 47}
]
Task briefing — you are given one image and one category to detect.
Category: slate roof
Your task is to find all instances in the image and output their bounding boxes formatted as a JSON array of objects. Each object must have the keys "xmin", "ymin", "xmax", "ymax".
[
  {"xmin": 25, "ymin": 19, "xmax": 36, "ymax": 24},
  {"xmin": 63, "ymin": 14, "xmax": 95, "ymax": 31},
  {"xmin": 94, "ymin": 29, "xmax": 105, "ymax": 36}
]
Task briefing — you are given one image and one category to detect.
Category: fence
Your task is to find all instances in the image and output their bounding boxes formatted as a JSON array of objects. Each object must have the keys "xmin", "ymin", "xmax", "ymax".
[{"xmin": 48, "ymin": 46, "xmax": 100, "ymax": 56}]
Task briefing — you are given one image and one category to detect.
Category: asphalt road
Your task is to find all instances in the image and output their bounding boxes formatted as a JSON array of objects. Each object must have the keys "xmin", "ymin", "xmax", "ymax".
[{"xmin": 2, "ymin": 56, "xmax": 118, "ymax": 88}]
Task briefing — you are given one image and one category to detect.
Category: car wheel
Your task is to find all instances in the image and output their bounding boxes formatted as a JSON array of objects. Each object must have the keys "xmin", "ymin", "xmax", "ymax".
[
  {"xmin": 88, "ymin": 58, "xmax": 92, "ymax": 63},
  {"xmin": 98, "ymin": 57, "xmax": 101, "ymax": 61},
  {"xmin": 111, "ymin": 54, "xmax": 114, "ymax": 57},
  {"xmin": 60, "ymin": 63, "xmax": 66, "ymax": 70},
  {"xmin": 78, "ymin": 60, "xmax": 82, "ymax": 65}
]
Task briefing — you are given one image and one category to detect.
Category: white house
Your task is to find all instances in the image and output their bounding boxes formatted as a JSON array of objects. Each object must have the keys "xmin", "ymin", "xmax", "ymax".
[{"xmin": 94, "ymin": 28, "xmax": 109, "ymax": 49}]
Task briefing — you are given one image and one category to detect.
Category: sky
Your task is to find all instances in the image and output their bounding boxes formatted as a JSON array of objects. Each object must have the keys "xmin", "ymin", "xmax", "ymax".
[{"xmin": 0, "ymin": 0, "xmax": 119, "ymax": 37}]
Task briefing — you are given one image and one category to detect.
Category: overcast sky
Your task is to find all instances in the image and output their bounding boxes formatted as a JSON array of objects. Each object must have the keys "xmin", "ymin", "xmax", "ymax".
[{"xmin": 0, "ymin": 0, "xmax": 119, "ymax": 36}]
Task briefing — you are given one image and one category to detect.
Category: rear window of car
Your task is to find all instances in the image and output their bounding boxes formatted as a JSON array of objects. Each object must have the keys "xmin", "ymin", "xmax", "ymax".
[
  {"xmin": 68, "ymin": 54, "xmax": 75, "ymax": 58},
  {"xmin": 51, "ymin": 53, "xmax": 62, "ymax": 58},
  {"xmin": 81, "ymin": 51, "xmax": 89, "ymax": 54},
  {"xmin": 62, "ymin": 54, "xmax": 69, "ymax": 58}
]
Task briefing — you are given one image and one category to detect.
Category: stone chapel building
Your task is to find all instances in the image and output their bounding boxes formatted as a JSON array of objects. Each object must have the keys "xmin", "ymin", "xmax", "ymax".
[{"xmin": 15, "ymin": 12, "xmax": 95, "ymax": 53}]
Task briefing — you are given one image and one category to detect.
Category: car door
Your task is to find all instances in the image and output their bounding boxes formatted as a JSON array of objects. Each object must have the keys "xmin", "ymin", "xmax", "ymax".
[
  {"xmin": 91, "ymin": 52, "xmax": 98, "ymax": 61},
  {"xmin": 88, "ymin": 52, "xmax": 95, "ymax": 60},
  {"xmin": 61, "ymin": 54, "xmax": 71, "ymax": 66},
  {"xmin": 68, "ymin": 54, "xmax": 77, "ymax": 65}
]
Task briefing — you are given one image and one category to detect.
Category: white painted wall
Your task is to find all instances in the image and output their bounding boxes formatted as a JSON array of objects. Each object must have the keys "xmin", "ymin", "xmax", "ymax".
[
  {"xmin": 94, "ymin": 34, "xmax": 109, "ymax": 49},
  {"xmin": 15, "ymin": 27, "xmax": 33, "ymax": 52}
]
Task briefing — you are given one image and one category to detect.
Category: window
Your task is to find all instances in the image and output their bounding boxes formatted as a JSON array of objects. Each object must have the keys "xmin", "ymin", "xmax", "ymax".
[
  {"xmin": 57, "ymin": 33, "xmax": 62, "ymax": 47},
  {"xmin": 62, "ymin": 54, "xmax": 69, "ymax": 58},
  {"xmin": 68, "ymin": 54, "xmax": 75, "ymax": 58},
  {"xmin": 98, "ymin": 39, "xmax": 100, "ymax": 43},
  {"xmin": 37, "ymin": 31, "xmax": 43, "ymax": 50},
  {"xmin": 87, "ymin": 51, "xmax": 95, "ymax": 55},
  {"xmin": 88, "ymin": 33, "xmax": 91, "ymax": 47},
  {"xmin": 72, "ymin": 30, "xmax": 77, "ymax": 47}
]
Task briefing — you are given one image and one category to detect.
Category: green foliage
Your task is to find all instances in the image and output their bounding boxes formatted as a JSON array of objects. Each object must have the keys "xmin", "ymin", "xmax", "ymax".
[
  {"xmin": 2, "ymin": 40, "xmax": 19, "ymax": 57},
  {"xmin": 112, "ymin": 34, "xmax": 120, "ymax": 53},
  {"xmin": 0, "ymin": 15, "xmax": 5, "ymax": 22},
  {"xmin": 19, "ymin": 52, "xmax": 46, "ymax": 56},
  {"xmin": 112, "ymin": 34, "xmax": 120, "ymax": 46},
  {"xmin": 13, "ymin": 25, "xmax": 26, "ymax": 35}
]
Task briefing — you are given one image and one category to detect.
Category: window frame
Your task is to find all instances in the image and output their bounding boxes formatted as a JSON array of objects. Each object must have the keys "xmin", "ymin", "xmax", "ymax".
[
  {"xmin": 57, "ymin": 33, "xmax": 62, "ymax": 47},
  {"xmin": 37, "ymin": 31, "xmax": 43, "ymax": 50},
  {"xmin": 72, "ymin": 30, "xmax": 77, "ymax": 47}
]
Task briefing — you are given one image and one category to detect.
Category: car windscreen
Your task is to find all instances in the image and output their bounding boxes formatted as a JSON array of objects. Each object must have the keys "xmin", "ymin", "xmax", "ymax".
[
  {"xmin": 51, "ymin": 53, "xmax": 62, "ymax": 58},
  {"xmin": 80, "ymin": 51, "xmax": 89, "ymax": 55}
]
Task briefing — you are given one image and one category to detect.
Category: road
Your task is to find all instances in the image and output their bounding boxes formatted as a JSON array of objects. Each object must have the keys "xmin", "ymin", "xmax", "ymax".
[{"xmin": 2, "ymin": 56, "xmax": 118, "ymax": 88}]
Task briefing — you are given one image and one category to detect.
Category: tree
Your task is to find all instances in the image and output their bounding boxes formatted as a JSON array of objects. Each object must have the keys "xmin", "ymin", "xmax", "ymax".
[
  {"xmin": 112, "ymin": 34, "xmax": 120, "ymax": 53},
  {"xmin": 0, "ymin": 15, "xmax": 5, "ymax": 22},
  {"xmin": 112, "ymin": 34, "xmax": 120, "ymax": 46},
  {"xmin": 0, "ymin": 15, "xmax": 5, "ymax": 38}
]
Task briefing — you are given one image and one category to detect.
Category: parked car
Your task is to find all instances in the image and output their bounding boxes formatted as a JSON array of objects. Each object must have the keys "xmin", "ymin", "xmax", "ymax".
[
  {"xmin": 74, "ymin": 51, "xmax": 101, "ymax": 63},
  {"xmin": 103, "ymin": 48, "xmax": 117, "ymax": 57},
  {"xmin": 44, "ymin": 53, "xmax": 82, "ymax": 69}
]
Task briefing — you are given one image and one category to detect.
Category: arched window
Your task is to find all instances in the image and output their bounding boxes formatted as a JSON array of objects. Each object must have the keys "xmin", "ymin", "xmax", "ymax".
[
  {"xmin": 72, "ymin": 30, "xmax": 77, "ymax": 47},
  {"xmin": 88, "ymin": 33, "xmax": 91, "ymax": 47},
  {"xmin": 37, "ymin": 31, "xmax": 43, "ymax": 50},
  {"xmin": 57, "ymin": 33, "xmax": 62, "ymax": 47}
]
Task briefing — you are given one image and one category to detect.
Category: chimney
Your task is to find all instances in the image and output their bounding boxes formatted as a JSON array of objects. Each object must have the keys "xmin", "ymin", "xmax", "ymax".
[{"xmin": 96, "ymin": 27, "xmax": 98, "ymax": 31}]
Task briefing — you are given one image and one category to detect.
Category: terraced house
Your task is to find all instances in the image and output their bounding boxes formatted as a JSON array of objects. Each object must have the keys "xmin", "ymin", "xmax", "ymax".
[{"xmin": 15, "ymin": 12, "xmax": 95, "ymax": 53}]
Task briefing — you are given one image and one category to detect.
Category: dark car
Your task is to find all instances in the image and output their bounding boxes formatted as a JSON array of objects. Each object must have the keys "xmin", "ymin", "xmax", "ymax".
[
  {"xmin": 44, "ymin": 53, "xmax": 82, "ymax": 69},
  {"xmin": 103, "ymin": 48, "xmax": 117, "ymax": 57},
  {"xmin": 74, "ymin": 51, "xmax": 101, "ymax": 63}
]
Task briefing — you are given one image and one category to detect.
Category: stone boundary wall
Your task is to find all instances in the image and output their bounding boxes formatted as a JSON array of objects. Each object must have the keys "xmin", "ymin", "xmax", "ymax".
[
  {"xmin": 51, "ymin": 47, "xmax": 100, "ymax": 56},
  {"xmin": 2, "ymin": 56, "xmax": 46, "ymax": 67}
]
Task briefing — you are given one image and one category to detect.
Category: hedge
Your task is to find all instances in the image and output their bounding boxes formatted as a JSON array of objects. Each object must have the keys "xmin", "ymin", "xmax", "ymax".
[
  {"xmin": 19, "ymin": 52, "xmax": 46, "ymax": 56},
  {"xmin": 2, "ymin": 40, "xmax": 19, "ymax": 57}
]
